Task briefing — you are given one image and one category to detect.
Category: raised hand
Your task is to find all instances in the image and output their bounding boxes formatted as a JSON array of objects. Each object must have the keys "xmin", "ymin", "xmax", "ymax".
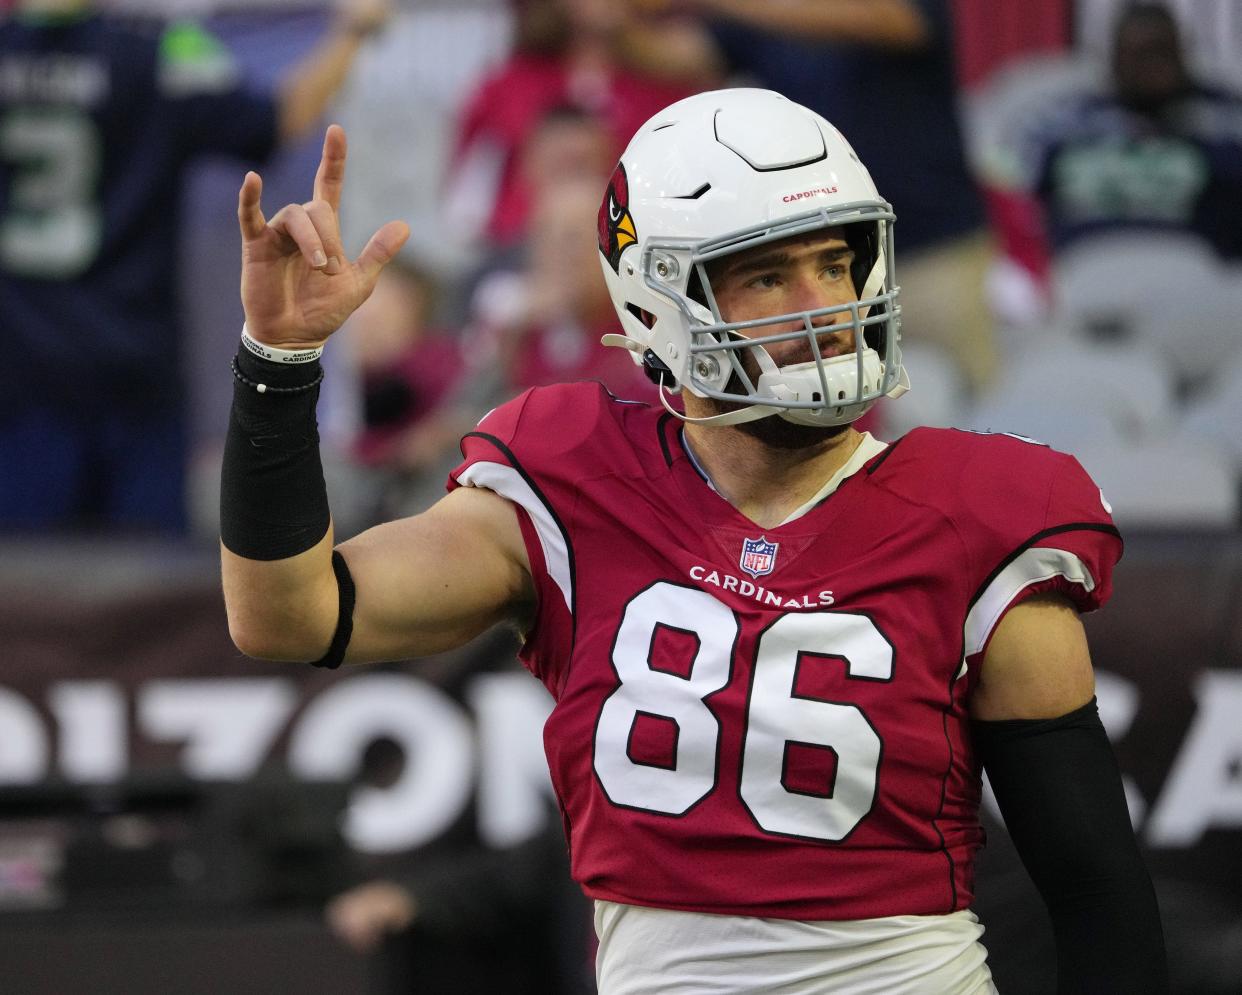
[{"xmin": 238, "ymin": 124, "xmax": 409, "ymax": 349}]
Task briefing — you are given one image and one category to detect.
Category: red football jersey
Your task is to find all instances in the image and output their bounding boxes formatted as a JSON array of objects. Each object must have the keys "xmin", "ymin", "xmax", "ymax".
[{"xmin": 449, "ymin": 383, "xmax": 1121, "ymax": 921}]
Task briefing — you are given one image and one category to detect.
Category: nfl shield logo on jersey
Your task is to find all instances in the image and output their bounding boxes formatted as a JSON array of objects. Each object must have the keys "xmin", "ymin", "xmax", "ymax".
[{"xmin": 739, "ymin": 536, "xmax": 779, "ymax": 578}]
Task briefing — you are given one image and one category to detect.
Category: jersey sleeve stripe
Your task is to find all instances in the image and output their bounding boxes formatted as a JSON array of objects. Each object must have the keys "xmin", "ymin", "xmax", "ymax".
[
  {"xmin": 455, "ymin": 459, "xmax": 573, "ymax": 615},
  {"xmin": 963, "ymin": 546, "xmax": 1095, "ymax": 658}
]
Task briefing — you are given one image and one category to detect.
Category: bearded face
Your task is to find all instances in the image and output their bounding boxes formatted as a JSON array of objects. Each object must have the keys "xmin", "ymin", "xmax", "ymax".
[{"xmin": 716, "ymin": 352, "xmax": 853, "ymax": 450}]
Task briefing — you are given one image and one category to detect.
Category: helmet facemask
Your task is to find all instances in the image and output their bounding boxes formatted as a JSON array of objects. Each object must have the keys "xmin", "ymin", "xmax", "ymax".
[{"xmin": 639, "ymin": 205, "xmax": 906, "ymax": 428}]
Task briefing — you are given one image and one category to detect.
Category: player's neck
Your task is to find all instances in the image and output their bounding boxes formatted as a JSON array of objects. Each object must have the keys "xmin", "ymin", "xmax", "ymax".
[{"xmin": 683, "ymin": 419, "xmax": 864, "ymax": 530}]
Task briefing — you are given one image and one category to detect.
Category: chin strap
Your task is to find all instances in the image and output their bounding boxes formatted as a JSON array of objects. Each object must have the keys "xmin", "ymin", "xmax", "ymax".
[
  {"xmin": 604, "ymin": 332, "xmax": 779, "ymax": 426},
  {"xmin": 860, "ymin": 251, "xmax": 886, "ymax": 308},
  {"xmin": 655, "ymin": 384, "xmax": 780, "ymax": 426}
]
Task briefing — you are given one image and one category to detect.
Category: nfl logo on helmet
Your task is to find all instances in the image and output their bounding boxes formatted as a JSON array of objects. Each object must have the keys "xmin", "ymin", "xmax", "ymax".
[{"xmin": 740, "ymin": 537, "xmax": 779, "ymax": 579}]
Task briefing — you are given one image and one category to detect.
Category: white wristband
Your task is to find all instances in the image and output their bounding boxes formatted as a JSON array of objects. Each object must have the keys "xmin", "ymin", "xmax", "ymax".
[{"xmin": 241, "ymin": 324, "xmax": 324, "ymax": 364}]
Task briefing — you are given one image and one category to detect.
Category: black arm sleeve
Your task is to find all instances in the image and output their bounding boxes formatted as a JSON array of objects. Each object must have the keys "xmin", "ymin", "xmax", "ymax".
[
  {"xmin": 220, "ymin": 347, "xmax": 329, "ymax": 560},
  {"xmin": 973, "ymin": 698, "xmax": 1169, "ymax": 995}
]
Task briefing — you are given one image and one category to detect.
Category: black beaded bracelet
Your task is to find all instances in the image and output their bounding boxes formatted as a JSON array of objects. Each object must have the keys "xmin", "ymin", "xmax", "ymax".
[{"xmin": 230, "ymin": 355, "xmax": 324, "ymax": 395}]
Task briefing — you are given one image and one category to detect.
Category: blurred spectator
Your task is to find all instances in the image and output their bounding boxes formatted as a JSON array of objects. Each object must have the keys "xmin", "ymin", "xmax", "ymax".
[
  {"xmin": 323, "ymin": 259, "xmax": 469, "ymax": 531},
  {"xmin": 459, "ymin": 102, "xmax": 616, "ymax": 300},
  {"xmin": 0, "ymin": 0, "xmax": 390, "ymax": 534},
  {"xmin": 1009, "ymin": 2, "xmax": 1242, "ymax": 262},
  {"xmin": 349, "ymin": 260, "xmax": 464, "ymax": 473},
  {"xmin": 443, "ymin": 0, "xmax": 715, "ymax": 254},
  {"xmin": 472, "ymin": 176, "xmax": 651, "ymax": 399},
  {"xmin": 331, "ymin": 0, "xmax": 513, "ymax": 289},
  {"xmin": 519, "ymin": 104, "xmax": 616, "ymax": 217},
  {"xmin": 324, "ymin": 638, "xmax": 594, "ymax": 995},
  {"xmin": 326, "ymin": 817, "xmax": 594, "ymax": 995},
  {"xmin": 1075, "ymin": 0, "xmax": 1242, "ymax": 83},
  {"xmin": 380, "ymin": 176, "xmax": 655, "ymax": 519},
  {"xmin": 663, "ymin": 0, "xmax": 995, "ymax": 392}
]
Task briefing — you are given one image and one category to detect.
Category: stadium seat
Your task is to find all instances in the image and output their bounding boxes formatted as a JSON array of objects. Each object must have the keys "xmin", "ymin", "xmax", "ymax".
[
  {"xmin": 883, "ymin": 341, "xmax": 970, "ymax": 437},
  {"xmin": 963, "ymin": 333, "xmax": 1176, "ymax": 454},
  {"xmin": 1074, "ymin": 438, "xmax": 1238, "ymax": 529},
  {"xmin": 1177, "ymin": 349, "xmax": 1242, "ymax": 473},
  {"xmin": 1049, "ymin": 232, "xmax": 1242, "ymax": 384}
]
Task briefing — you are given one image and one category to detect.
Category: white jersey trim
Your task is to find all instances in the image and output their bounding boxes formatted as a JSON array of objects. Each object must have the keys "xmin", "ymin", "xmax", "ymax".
[
  {"xmin": 456, "ymin": 460, "xmax": 572, "ymax": 614},
  {"xmin": 593, "ymin": 901, "xmax": 996, "ymax": 995},
  {"xmin": 963, "ymin": 545, "xmax": 1095, "ymax": 660},
  {"xmin": 778, "ymin": 432, "xmax": 888, "ymax": 525},
  {"xmin": 681, "ymin": 430, "xmax": 888, "ymax": 526}
]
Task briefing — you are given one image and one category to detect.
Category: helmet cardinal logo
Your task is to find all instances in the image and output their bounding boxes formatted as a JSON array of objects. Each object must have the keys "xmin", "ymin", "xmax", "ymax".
[{"xmin": 598, "ymin": 163, "xmax": 637, "ymax": 272}]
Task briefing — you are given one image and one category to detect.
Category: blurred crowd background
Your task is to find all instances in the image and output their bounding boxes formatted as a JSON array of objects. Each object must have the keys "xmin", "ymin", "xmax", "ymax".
[{"xmin": 2, "ymin": 1, "xmax": 1241, "ymax": 993}]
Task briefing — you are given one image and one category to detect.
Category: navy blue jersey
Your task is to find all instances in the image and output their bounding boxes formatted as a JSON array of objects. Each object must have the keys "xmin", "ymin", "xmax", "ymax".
[
  {"xmin": 0, "ymin": 13, "xmax": 277, "ymax": 412},
  {"xmin": 1015, "ymin": 84, "xmax": 1242, "ymax": 260}
]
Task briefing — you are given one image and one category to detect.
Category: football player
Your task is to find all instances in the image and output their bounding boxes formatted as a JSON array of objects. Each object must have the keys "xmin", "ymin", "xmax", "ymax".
[{"xmin": 222, "ymin": 90, "xmax": 1167, "ymax": 993}]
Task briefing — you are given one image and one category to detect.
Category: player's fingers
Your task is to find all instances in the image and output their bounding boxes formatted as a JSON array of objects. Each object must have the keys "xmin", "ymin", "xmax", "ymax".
[
  {"xmin": 303, "ymin": 199, "xmax": 346, "ymax": 274},
  {"xmin": 268, "ymin": 203, "xmax": 329, "ymax": 269},
  {"xmin": 354, "ymin": 220, "xmax": 410, "ymax": 285},
  {"xmin": 237, "ymin": 171, "xmax": 267, "ymax": 241},
  {"xmin": 313, "ymin": 124, "xmax": 347, "ymax": 215}
]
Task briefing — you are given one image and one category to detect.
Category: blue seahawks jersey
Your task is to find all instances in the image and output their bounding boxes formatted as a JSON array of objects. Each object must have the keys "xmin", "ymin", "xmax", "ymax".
[
  {"xmin": 1015, "ymin": 84, "xmax": 1242, "ymax": 260},
  {"xmin": 0, "ymin": 13, "xmax": 277, "ymax": 411}
]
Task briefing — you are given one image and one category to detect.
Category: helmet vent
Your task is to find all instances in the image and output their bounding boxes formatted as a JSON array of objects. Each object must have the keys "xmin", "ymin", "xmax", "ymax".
[
  {"xmin": 713, "ymin": 99, "xmax": 827, "ymax": 171},
  {"xmin": 626, "ymin": 303, "xmax": 657, "ymax": 329},
  {"xmin": 674, "ymin": 183, "xmax": 712, "ymax": 200}
]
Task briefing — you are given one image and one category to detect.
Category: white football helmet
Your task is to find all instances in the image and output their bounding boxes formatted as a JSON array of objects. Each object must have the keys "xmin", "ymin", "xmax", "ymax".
[{"xmin": 597, "ymin": 88, "xmax": 908, "ymax": 427}]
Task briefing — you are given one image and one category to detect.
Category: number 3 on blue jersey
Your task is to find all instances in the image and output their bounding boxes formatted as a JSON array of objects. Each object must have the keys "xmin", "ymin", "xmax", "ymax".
[{"xmin": 1, "ymin": 110, "xmax": 103, "ymax": 278}]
